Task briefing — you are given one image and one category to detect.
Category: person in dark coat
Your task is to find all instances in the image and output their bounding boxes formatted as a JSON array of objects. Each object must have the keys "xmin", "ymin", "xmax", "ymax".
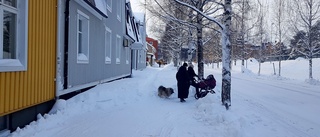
[
  {"xmin": 187, "ymin": 63, "xmax": 198, "ymax": 84},
  {"xmin": 187, "ymin": 63, "xmax": 200, "ymax": 96},
  {"xmin": 176, "ymin": 63, "xmax": 190, "ymax": 102}
]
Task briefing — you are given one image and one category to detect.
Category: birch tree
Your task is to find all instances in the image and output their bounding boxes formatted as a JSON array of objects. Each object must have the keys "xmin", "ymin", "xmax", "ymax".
[
  {"xmin": 272, "ymin": 0, "xmax": 289, "ymax": 77},
  {"xmin": 203, "ymin": 30, "xmax": 221, "ymax": 66},
  {"xmin": 144, "ymin": 0, "xmax": 192, "ymax": 66},
  {"xmin": 147, "ymin": 0, "xmax": 233, "ymax": 109},
  {"xmin": 173, "ymin": 0, "xmax": 232, "ymax": 109},
  {"xmin": 253, "ymin": 0, "xmax": 268, "ymax": 76},
  {"xmin": 232, "ymin": 0, "xmax": 254, "ymax": 72},
  {"xmin": 161, "ymin": 21, "xmax": 189, "ymax": 66},
  {"xmin": 288, "ymin": 0, "xmax": 320, "ymax": 80}
]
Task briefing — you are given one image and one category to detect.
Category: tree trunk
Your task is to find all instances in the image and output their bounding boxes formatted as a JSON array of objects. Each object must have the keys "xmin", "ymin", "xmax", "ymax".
[
  {"xmin": 278, "ymin": 60, "xmax": 281, "ymax": 77},
  {"xmin": 258, "ymin": 47, "xmax": 262, "ymax": 76},
  {"xmin": 258, "ymin": 62, "xmax": 261, "ymax": 76},
  {"xmin": 221, "ymin": 0, "xmax": 232, "ymax": 110},
  {"xmin": 309, "ymin": 57, "xmax": 313, "ymax": 79},
  {"xmin": 196, "ymin": 1, "xmax": 204, "ymax": 79}
]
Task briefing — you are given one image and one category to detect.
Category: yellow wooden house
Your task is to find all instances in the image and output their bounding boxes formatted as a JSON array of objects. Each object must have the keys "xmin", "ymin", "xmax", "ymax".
[{"xmin": 0, "ymin": 0, "xmax": 57, "ymax": 132}]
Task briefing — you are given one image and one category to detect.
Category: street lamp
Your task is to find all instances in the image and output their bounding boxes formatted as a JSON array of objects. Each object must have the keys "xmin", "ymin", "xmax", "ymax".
[{"xmin": 271, "ymin": 23, "xmax": 274, "ymax": 44}]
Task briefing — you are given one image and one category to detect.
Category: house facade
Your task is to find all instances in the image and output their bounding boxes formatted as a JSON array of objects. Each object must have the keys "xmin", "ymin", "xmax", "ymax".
[
  {"xmin": 146, "ymin": 37, "xmax": 159, "ymax": 59},
  {"xmin": 0, "ymin": 0, "xmax": 57, "ymax": 133},
  {"xmin": 57, "ymin": 0, "xmax": 133, "ymax": 96},
  {"xmin": 125, "ymin": 2, "xmax": 147, "ymax": 70},
  {"xmin": 146, "ymin": 37, "xmax": 158, "ymax": 66}
]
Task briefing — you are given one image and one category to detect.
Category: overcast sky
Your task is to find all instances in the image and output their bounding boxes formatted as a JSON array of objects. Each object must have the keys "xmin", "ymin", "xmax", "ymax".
[{"xmin": 130, "ymin": 0, "xmax": 146, "ymax": 13}]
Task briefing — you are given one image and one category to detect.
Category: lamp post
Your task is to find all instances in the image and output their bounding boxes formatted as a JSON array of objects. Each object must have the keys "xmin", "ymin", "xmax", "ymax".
[{"xmin": 271, "ymin": 23, "xmax": 274, "ymax": 44}]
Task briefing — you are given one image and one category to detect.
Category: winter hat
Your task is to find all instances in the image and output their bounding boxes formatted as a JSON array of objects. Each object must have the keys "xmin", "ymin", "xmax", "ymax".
[{"xmin": 183, "ymin": 63, "xmax": 188, "ymax": 67}]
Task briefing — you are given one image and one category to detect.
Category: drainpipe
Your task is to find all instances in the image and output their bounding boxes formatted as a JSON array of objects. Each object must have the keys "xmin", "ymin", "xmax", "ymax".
[
  {"xmin": 56, "ymin": 0, "xmax": 66, "ymax": 98},
  {"xmin": 63, "ymin": 0, "xmax": 70, "ymax": 90}
]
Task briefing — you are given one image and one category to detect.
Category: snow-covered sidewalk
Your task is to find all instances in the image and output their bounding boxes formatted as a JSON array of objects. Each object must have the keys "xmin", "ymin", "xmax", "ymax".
[{"xmin": 10, "ymin": 60, "xmax": 320, "ymax": 137}]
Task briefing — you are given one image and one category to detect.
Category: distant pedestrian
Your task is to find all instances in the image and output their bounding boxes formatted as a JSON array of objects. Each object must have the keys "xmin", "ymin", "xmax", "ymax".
[{"xmin": 176, "ymin": 63, "xmax": 190, "ymax": 102}]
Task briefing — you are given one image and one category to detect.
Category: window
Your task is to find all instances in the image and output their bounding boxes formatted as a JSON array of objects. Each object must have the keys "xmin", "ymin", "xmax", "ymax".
[
  {"xmin": 0, "ymin": 0, "xmax": 28, "ymax": 72},
  {"xmin": 116, "ymin": 0, "xmax": 121, "ymax": 21},
  {"xmin": 116, "ymin": 35, "xmax": 121, "ymax": 64},
  {"xmin": 125, "ymin": 47, "xmax": 129, "ymax": 64},
  {"xmin": 77, "ymin": 10, "xmax": 89, "ymax": 63},
  {"xmin": 105, "ymin": 27, "xmax": 111, "ymax": 64},
  {"xmin": 106, "ymin": 0, "xmax": 112, "ymax": 12}
]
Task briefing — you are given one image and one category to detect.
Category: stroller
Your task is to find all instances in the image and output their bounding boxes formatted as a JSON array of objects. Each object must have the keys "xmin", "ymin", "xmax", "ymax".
[{"xmin": 193, "ymin": 74, "xmax": 216, "ymax": 99}]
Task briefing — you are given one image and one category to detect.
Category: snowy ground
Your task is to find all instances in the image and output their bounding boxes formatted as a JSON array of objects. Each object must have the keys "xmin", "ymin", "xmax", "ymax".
[{"xmin": 10, "ymin": 58, "xmax": 320, "ymax": 137}]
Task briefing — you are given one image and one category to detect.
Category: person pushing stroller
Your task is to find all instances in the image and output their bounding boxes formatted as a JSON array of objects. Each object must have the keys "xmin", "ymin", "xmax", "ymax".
[{"xmin": 187, "ymin": 63, "xmax": 200, "ymax": 96}]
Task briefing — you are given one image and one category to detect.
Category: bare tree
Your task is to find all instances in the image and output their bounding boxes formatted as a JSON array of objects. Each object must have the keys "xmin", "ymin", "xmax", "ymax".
[
  {"xmin": 254, "ymin": 0, "xmax": 267, "ymax": 76},
  {"xmin": 147, "ymin": 0, "xmax": 233, "ymax": 109},
  {"xmin": 203, "ymin": 29, "xmax": 221, "ymax": 65},
  {"xmin": 144, "ymin": 0, "xmax": 193, "ymax": 66},
  {"xmin": 161, "ymin": 21, "xmax": 190, "ymax": 66},
  {"xmin": 271, "ymin": 0, "xmax": 289, "ymax": 77},
  {"xmin": 221, "ymin": 0, "xmax": 232, "ymax": 109},
  {"xmin": 232, "ymin": 0, "xmax": 254, "ymax": 72},
  {"xmin": 288, "ymin": 0, "xmax": 320, "ymax": 80},
  {"xmin": 173, "ymin": 0, "xmax": 232, "ymax": 109}
]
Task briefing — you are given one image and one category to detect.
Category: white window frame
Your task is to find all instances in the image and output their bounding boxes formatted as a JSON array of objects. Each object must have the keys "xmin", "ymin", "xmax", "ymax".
[
  {"xmin": 116, "ymin": 35, "xmax": 121, "ymax": 64},
  {"xmin": 76, "ymin": 10, "xmax": 90, "ymax": 64},
  {"xmin": 125, "ymin": 47, "xmax": 129, "ymax": 64},
  {"xmin": 138, "ymin": 50, "xmax": 141, "ymax": 63},
  {"xmin": 116, "ymin": 0, "xmax": 121, "ymax": 21},
  {"xmin": 0, "ymin": 0, "xmax": 28, "ymax": 72},
  {"xmin": 106, "ymin": 0, "xmax": 112, "ymax": 12},
  {"xmin": 105, "ymin": 27, "xmax": 112, "ymax": 64}
]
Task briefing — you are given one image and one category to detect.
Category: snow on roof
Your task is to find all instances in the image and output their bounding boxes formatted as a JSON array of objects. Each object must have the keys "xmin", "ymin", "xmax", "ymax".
[{"xmin": 133, "ymin": 12, "xmax": 145, "ymax": 23}]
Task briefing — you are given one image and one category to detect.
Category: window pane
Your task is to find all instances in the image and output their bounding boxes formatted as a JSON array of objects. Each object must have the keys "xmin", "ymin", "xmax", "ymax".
[
  {"xmin": 78, "ymin": 19, "xmax": 82, "ymax": 32},
  {"xmin": 116, "ymin": 1, "xmax": 121, "ymax": 21},
  {"xmin": 3, "ymin": 0, "xmax": 17, "ymax": 8},
  {"xmin": 78, "ymin": 33, "xmax": 82, "ymax": 53},
  {"xmin": 106, "ymin": 0, "xmax": 112, "ymax": 10},
  {"xmin": 3, "ymin": 10, "xmax": 17, "ymax": 59}
]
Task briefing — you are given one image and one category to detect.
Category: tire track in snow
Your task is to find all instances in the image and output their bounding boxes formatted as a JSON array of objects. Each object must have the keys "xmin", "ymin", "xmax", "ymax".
[
  {"xmin": 232, "ymin": 75, "xmax": 320, "ymax": 98},
  {"xmin": 236, "ymin": 92, "xmax": 315, "ymax": 137},
  {"xmin": 232, "ymin": 75, "xmax": 319, "ymax": 137}
]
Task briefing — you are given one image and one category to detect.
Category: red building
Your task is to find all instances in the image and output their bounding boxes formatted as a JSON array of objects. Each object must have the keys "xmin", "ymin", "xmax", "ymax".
[{"xmin": 146, "ymin": 37, "xmax": 159, "ymax": 59}]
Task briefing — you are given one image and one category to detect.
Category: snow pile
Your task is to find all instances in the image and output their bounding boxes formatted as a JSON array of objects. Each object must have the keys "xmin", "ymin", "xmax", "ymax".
[
  {"xmin": 48, "ymin": 99, "xmax": 67, "ymax": 114},
  {"xmin": 194, "ymin": 94, "xmax": 245, "ymax": 137},
  {"xmin": 305, "ymin": 78, "xmax": 320, "ymax": 85}
]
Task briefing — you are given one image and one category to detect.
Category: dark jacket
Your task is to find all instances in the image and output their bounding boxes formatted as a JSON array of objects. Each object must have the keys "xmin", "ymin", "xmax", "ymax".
[
  {"xmin": 176, "ymin": 66, "xmax": 189, "ymax": 82},
  {"xmin": 176, "ymin": 66, "xmax": 190, "ymax": 98},
  {"xmin": 187, "ymin": 66, "xmax": 199, "ymax": 89},
  {"xmin": 187, "ymin": 66, "xmax": 198, "ymax": 81}
]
